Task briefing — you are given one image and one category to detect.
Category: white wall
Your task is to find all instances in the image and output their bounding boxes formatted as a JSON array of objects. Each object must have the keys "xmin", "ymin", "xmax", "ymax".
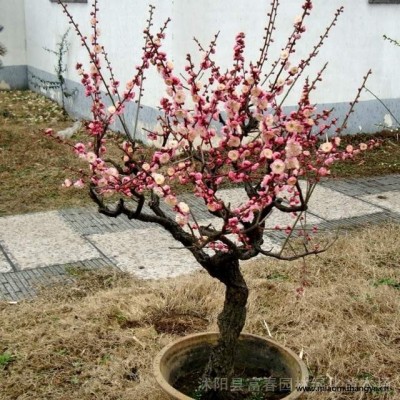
[
  {"xmin": 23, "ymin": 0, "xmax": 400, "ymax": 109},
  {"xmin": 0, "ymin": 0, "xmax": 27, "ymax": 66},
  {"xmin": 24, "ymin": 0, "xmax": 174, "ymax": 106},
  {"xmin": 170, "ymin": 0, "xmax": 400, "ymax": 105}
]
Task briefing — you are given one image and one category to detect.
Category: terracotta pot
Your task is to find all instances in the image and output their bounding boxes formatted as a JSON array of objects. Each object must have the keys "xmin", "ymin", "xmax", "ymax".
[{"xmin": 154, "ymin": 332, "xmax": 308, "ymax": 400}]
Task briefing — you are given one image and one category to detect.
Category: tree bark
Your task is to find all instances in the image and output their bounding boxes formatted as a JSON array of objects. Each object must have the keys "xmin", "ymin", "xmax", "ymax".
[{"xmin": 202, "ymin": 257, "xmax": 249, "ymax": 399}]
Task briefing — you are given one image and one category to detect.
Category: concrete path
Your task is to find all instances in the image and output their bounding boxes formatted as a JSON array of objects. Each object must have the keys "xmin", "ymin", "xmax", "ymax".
[{"xmin": 1, "ymin": 174, "xmax": 399, "ymax": 301}]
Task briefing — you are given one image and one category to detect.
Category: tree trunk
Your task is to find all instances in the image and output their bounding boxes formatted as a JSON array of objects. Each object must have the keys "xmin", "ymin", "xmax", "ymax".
[{"xmin": 202, "ymin": 257, "xmax": 249, "ymax": 399}]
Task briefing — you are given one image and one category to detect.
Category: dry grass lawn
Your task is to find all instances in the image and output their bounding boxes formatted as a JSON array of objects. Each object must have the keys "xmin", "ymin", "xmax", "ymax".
[
  {"xmin": 0, "ymin": 224, "xmax": 399, "ymax": 399},
  {"xmin": 0, "ymin": 90, "xmax": 91, "ymax": 216},
  {"xmin": 330, "ymin": 130, "xmax": 400, "ymax": 178}
]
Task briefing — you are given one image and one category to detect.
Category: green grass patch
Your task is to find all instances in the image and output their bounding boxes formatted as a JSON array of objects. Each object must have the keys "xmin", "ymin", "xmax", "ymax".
[
  {"xmin": 0, "ymin": 352, "xmax": 15, "ymax": 369},
  {"xmin": 373, "ymin": 278, "xmax": 400, "ymax": 290}
]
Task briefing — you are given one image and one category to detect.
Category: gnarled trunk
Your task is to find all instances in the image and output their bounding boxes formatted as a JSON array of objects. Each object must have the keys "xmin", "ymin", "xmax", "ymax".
[{"xmin": 202, "ymin": 257, "xmax": 249, "ymax": 399}]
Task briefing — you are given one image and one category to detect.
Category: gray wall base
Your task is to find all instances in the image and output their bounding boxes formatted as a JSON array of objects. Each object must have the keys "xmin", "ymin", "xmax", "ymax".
[{"xmin": 0, "ymin": 65, "xmax": 28, "ymax": 90}]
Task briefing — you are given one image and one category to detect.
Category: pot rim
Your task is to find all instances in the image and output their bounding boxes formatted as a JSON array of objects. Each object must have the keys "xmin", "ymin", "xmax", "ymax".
[{"xmin": 153, "ymin": 331, "xmax": 309, "ymax": 400}]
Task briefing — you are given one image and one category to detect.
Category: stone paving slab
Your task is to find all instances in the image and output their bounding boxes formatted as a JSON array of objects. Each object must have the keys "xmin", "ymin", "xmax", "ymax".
[
  {"xmin": 358, "ymin": 191, "xmax": 400, "ymax": 214},
  {"xmin": 88, "ymin": 228, "xmax": 202, "ymax": 279},
  {"xmin": 0, "ymin": 211, "xmax": 100, "ymax": 270},
  {"xmin": 304, "ymin": 184, "xmax": 381, "ymax": 221}
]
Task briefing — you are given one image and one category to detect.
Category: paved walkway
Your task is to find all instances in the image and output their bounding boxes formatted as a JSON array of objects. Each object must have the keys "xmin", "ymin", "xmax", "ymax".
[{"xmin": 1, "ymin": 174, "xmax": 399, "ymax": 301}]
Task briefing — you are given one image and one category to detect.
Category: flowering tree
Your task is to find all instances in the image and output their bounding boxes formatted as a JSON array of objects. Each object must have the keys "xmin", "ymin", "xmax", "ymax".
[{"xmin": 49, "ymin": 0, "xmax": 377, "ymax": 397}]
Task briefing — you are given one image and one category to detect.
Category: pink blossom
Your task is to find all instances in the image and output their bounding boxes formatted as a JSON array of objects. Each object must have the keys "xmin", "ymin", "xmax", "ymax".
[
  {"xmin": 73, "ymin": 179, "xmax": 85, "ymax": 189},
  {"xmin": 178, "ymin": 202, "xmax": 190, "ymax": 214},
  {"xmin": 108, "ymin": 106, "xmax": 116, "ymax": 114},
  {"xmin": 126, "ymin": 81, "xmax": 134, "ymax": 90},
  {"xmin": 286, "ymin": 157, "xmax": 300, "ymax": 170},
  {"xmin": 86, "ymin": 152, "xmax": 97, "ymax": 163},
  {"xmin": 260, "ymin": 149, "xmax": 273, "ymax": 159},
  {"xmin": 228, "ymin": 150, "xmax": 240, "ymax": 161},
  {"xmin": 153, "ymin": 187, "xmax": 164, "ymax": 197},
  {"xmin": 175, "ymin": 214, "xmax": 189, "ymax": 226},
  {"xmin": 152, "ymin": 173, "xmax": 165, "ymax": 185},
  {"xmin": 334, "ymin": 137, "xmax": 341, "ymax": 146},
  {"xmin": 174, "ymin": 90, "xmax": 186, "ymax": 104},
  {"xmin": 228, "ymin": 217, "xmax": 239, "ymax": 227},
  {"xmin": 159, "ymin": 153, "xmax": 171, "ymax": 164},
  {"xmin": 293, "ymin": 15, "xmax": 302, "ymax": 25},
  {"xmin": 270, "ymin": 159, "xmax": 286, "ymax": 174},
  {"xmin": 207, "ymin": 202, "xmax": 220, "ymax": 212},
  {"xmin": 242, "ymin": 212, "xmax": 254, "ymax": 223},
  {"xmin": 105, "ymin": 168, "xmax": 119, "ymax": 178},
  {"xmin": 165, "ymin": 195, "xmax": 178, "ymax": 207},
  {"xmin": 324, "ymin": 157, "xmax": 334, "ymax": 166},
  {"xmin": 93, "ymin": 44, "xmax": 102, "ymax": 54},
  {"xmin": 261, "ymin": 174, "xmax": 272, "ymax": 188},
  {"xmin": 280, "ymin": 49, "xmax": 289, "ymax": 60},
  {"xmin": 251, "ymin": 86, "xmax": 262, "ymax": 97},
  {"xmin": 74, "ymin": 143, "xmax": 86, "ymax": 154},
  {"xmin": 285, "ymin": 120, "xmax": 301, "ymax": 133},
  {"xmin": 167, "ymin": 167, "xmax": 175, "ymax": 176},
  {"xmin": 227, "ymin": 136, "xmax": 241, "ymax": 147},
  {"xmin": 320, "ymin": 142, "xmax": 333, "ymax": 153},
  {"xmin": 63, "ymin": 179, "xmax": 73, "ymax": 188},
  {"xmin": 285, "ymin": 140, "xmax": 302, "ymax": 158},
  {"xmin": 193, "ymin": 172, "xmax": 202, "ymax": 181},
  {"xmin": 318, "ymin": 167, "xmax": 329, "ymax": 176}
]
